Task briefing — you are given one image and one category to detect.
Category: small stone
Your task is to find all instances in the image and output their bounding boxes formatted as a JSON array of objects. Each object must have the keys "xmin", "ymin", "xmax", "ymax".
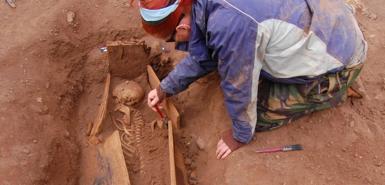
[
  {"xmin": 354, "ymin": 154, "xmax": 363, "ymax": 159},
  {"xmin": 275, "ymin": 155, "xmax": 280, "ymax": 159},
  {"xmin": 196, "ymin": 137, "xmax": 205, "ymax": 150},
  {"xmin": 64, "ymin": 130, "xmax": 70, "ymax": 138},
  {"xmin": 349, "ymin": 121, "xmax": 355, "ymax": 128},
  {"xmin": 190, "ymin": 161, "xmax": 197, "ymax": 170},
  {"xmin": 33, "ymin": 139, "xmax": 38, "ymax": 143},
  {"xmin": 40, "ymin": 105, "xmax": 49, "ymax": 115},
  {"xmin": 45, "ymin": 82, "xmax": 50, "ymax": 89},
  {"xmin": 22, "ymin": 148, "xmax": 30, "ymax": 154},
  {"xmin": 184, "ymin": 158, "xmax": 192, "ymax": 166},
  {"xmin": 375, "ymin": 161, "xmax": 383, "ymax": 167},
  {"xmin": 189, "ymin": 179, "xmax": 198, "ymax": 185},
  {"xmin": 368, "ymin": 13, "xmax": 378, "ymax": 20},
  {"xmin": 66, "ymin": 11, "xmax": 76, "ymax": 24},
  {"xmin": 36, "ymin": 97, "xmax": 43, "ymax": 103},
  {"xmin": 30, "ymin": 104, "xmax": 49, "ymax": 115},
  {"xmin": 374, "ymin": 94, "xmax": 385, "ymax": 100},
  {"xmin": 190, "ymin": 170, "xmax": 197, "ymax": 181},
  {"xmin": 148, "ymin": 147, "xmax": 158, "ymax": 153},
  {"xmin": 21, "ymin": 160, "xmax": 28, "ymax": 166},
  {"xmin": 364, "ymin": 177, "xmax": 373, "ymax": 184}
]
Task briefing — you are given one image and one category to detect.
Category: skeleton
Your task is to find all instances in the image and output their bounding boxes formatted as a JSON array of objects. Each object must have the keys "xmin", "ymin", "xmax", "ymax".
[
  {"xmin": 110, "ymin": 80, "xmax": 149, "ymax": 174},
  {"xmin": 111, "ymin": 79, "xmax": 166, "ymax": 182},
  {"xmin": 111, "ymin": 105, "xmax": 146, "ymax": 170}
]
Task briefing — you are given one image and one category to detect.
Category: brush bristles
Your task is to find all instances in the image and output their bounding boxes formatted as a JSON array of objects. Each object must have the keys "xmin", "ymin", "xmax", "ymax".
[{"xmin": 283, "ymin": 144, "xmax": 303, "ymax": 151}]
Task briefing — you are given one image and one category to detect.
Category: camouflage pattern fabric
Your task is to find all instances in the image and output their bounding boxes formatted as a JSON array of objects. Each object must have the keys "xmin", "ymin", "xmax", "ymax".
[{"xmin": 256, "ymin": 64, "xmax": 363, "ymax": 131}]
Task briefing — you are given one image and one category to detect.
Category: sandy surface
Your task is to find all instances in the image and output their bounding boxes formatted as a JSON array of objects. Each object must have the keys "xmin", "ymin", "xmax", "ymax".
[{"xmin": 0, "ymin": 0, "xmax": 384, "ymax": 185}]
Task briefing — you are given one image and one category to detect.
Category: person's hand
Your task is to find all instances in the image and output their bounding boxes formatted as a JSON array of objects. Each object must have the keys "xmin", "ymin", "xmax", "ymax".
[
  {"xmin": 216, "ymin": 139, "xmax": 232, "ymax": 160},
  {"xmin": 217, "ymin": 129, "xmax": 245, "ymax": 159},
  {"xmin": 147, "ymin": 88, "xmax": 163, "ymax": 111}
]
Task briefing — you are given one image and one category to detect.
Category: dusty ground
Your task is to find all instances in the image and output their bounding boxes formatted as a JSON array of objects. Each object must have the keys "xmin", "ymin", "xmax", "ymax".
[
  {"xmin": 0, "ymin": 0, "xmax": 384, "ymax": 185},
  {"xmin": 0, "ymin": 0, "xmax": 144, "ymax": 184}
]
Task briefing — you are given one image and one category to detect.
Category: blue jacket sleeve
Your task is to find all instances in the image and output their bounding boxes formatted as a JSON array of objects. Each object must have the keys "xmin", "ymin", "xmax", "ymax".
[
  {"xmin": 160, "ymin": 0, "xmax": 216, "ymax": 95},
  {"xmin": 160, "ymin": 55, "xmax": 216, "ymax": 95},
  {"xmin": 206, "ymin": 6, "xmax": 262, "ymax": 143},
  {"xmin": 162, "ymin": 0, "xmax": 263, "ymax": 144}
]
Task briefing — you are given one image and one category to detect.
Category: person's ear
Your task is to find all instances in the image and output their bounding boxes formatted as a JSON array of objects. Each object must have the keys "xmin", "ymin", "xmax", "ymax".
[
  {"xmin": 175, "ymin": 14, "xmax": 191, "ymax": 42},
  {"xmin": 175, "ymin": 24, "xmax": 191, "ymax": 42}
]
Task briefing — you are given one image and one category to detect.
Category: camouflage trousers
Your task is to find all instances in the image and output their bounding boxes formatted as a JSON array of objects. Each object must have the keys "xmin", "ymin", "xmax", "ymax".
[{"xmin": 256, "ymin": 64, "xmax": 363, "ymax": 131}]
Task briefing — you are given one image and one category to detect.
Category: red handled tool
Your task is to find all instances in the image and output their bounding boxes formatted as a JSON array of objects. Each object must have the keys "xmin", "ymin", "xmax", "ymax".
[
  {"xmin": 255, "ymin": 144, "xmax": 303, "ymax": 153},
  {"xmin": 154, "ymin": 104, "xmax": 164, "ymax": 118},
  {"xmin": 154, "ymin": 104, "xmax": 168, "ymax": 127}
]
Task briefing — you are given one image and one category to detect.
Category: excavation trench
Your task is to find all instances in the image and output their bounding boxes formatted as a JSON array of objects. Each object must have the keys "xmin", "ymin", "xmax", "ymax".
[
  {"xmin": 3, "ymin": 1, "xmax": 385, "ymax": 185},
  {"xmin": 74, "ymin": 40, "xmax": 190, "ymax": 185}
]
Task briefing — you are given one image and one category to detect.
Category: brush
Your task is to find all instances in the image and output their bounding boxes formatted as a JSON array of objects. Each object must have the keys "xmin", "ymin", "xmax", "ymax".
[
  {"xmin": 255, "ymin": 144, "xmax": 303, "ymax": 153},
  {"xmin": 154, "ymin": 104, "xmax": 168, "ymax": 127}
]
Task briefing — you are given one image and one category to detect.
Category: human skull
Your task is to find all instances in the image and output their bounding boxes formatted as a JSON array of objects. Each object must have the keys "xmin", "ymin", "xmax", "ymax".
[{"xmin": 112, "ymin": 80, "xmax": 144, "ymax": 106}]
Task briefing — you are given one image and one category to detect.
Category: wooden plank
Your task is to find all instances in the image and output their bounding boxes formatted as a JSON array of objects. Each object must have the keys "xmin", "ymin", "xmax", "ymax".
[
  {"xmin": 168, "ymin": 121, "xmax": 177, "ymax": 185},
  {"xmin": 147, "ymin": 65, "xmax": 180, "ymax": 128},
  {"xmin": 147, "ymin": 65, "xmax": 160, "ymax": 90},
  {"xmin": 95, "ymin": 131, "xmax": 131, "ymax": 185},
  {"xmin": 107, "ymin": 41, "xmax": 149, "ymax": 79},
  {"xmin": 89, "ymin": 73, "xmax": 111, "ymax": 142},
  {"xmin": 175, "ymin": 146, "xmax": 189, "ymax": 185},
  {"xmin": 148, "ymin": 65, "xmax": 187, "ymax": 185}
]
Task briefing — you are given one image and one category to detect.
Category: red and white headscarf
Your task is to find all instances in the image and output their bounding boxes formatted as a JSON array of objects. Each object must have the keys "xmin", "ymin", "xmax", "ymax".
[{"xmin": 139, "ymin": 0, "xmax": 188, "ymax": 39}]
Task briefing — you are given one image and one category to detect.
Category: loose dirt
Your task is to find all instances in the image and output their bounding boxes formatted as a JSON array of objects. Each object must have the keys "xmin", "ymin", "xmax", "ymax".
[{"xmin": 0, "ymin": 0, "xmax": 384, "ymax": 185}]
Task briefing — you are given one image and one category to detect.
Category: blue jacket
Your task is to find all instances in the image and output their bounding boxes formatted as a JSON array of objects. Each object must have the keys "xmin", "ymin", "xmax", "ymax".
[{"xmin": 160, "ymin": 0, "xmax": 367, "ymax": 143}]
